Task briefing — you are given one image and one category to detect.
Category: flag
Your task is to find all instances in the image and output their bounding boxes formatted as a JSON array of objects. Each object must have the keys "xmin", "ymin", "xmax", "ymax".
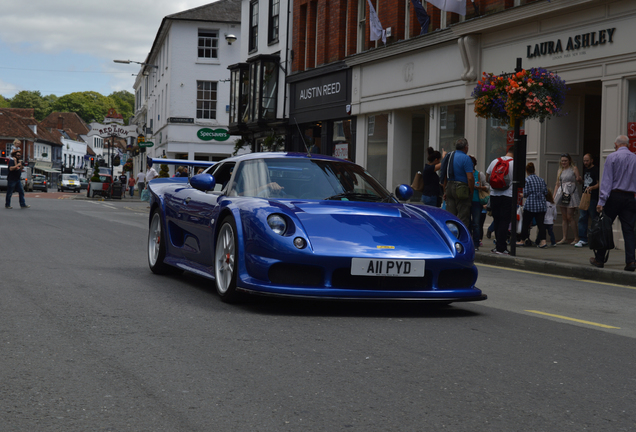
[
  {"xmin": 366, "ymin": 0, "xmax": 386, "ymax": 45},
  {"xmin": 426, "ymin": 0, "xmax": 466, "ymax": 16},
  {"xmin": 410, "ymin": 0, "xmax": 430, "ymax": 35}
]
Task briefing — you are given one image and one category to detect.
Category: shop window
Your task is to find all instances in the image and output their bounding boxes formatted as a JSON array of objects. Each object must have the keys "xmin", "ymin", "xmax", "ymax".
[
  {"xmin": 366, "ymin": 114, "xmax": 388, "ymax": 186},
  {"xmin": 332, "ymin": 120, "xmax": 354, "ymax": 161},
  {"xmin": 198, "ymin": 30, "xmax": 218, "ymax": 59},
  {"xmin": 438, "ymin": 103, "xmax": 465, "ymax": 153}
]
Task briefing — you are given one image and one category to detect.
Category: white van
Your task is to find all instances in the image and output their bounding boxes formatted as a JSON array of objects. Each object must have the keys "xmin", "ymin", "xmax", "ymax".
[{"xmin": 0, "ymin": 165, "xmax": 7, "ymax": 191}]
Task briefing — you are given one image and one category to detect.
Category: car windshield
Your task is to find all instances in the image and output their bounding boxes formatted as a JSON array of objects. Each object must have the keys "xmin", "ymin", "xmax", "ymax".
[
  {"xmin": 63, "ymin": 174, "xmax": 79, "ymax": 181},
  {"xmin": 229, "ymin": 158, "xmax": 393, "ymax": 202}
]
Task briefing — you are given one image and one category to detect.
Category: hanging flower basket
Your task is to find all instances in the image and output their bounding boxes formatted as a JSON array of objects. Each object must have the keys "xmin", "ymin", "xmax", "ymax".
[{"xmin": 472, "ymin": 68, "xmax": 567, "ymax": 123}]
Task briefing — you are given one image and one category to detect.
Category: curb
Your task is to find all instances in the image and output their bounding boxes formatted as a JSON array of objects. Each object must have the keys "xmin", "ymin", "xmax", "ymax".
[{"xmin": 475, "ymin": 252, "xmax": 636, "ymax": 287}]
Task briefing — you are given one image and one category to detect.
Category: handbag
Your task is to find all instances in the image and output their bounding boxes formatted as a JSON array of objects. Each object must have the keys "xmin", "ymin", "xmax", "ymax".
[
  {"xmin": 478, "ymin": 188, "xmax": 490, "ymax": 205},
  {"xmin": 579, "ymin": 191, "xmax": 590, "ymax": 211},
  {"xmin": 455, "ymin": 182, "xmax": 470, "ymax": 200},
  {"xmin": 561, "ymin": 191, "xmax": 571, "ymax": 206},
  {"xmin": 588, "ymin": 210, "xmax": 614, "ymax": 262},
  {"xmin": 411, "ymin": 171, "xmax": 424, "ymax": 192}
]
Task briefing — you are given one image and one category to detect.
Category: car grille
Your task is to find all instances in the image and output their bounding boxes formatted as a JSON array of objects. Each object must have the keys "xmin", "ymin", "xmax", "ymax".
[
  {"xmin": 437, "ymin": 269, "xmax": 475, "ymax": 289},
  {"xmin": 268, "ymin": 263, "xmax": 324, "ymax": 287},
  {"xmin": 331, "ymin": 268, "xmax": 433, "ymax": 290}
]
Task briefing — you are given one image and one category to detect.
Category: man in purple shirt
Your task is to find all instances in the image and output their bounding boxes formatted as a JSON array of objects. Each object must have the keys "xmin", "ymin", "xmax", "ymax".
[{"xmin": 590, "ymin": 135, "xmax": 636, "ymax": 271}]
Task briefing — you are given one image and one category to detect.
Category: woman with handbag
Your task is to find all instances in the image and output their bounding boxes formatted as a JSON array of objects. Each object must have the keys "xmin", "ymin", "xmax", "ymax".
[
  {"xmin": 469, "ymin": 156, "xmax": 488, "ymax": 250},
  {"xmin": 554, "ymin": 153, "xmax": 582, "ymax": 245},
  {"xmin": 420, "ymin": 147, "xmax": 442, "ymax": 207}
]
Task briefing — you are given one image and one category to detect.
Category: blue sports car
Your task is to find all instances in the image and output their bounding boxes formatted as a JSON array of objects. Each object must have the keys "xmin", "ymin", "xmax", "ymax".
[{"xmin": 147, "ymin": 152, "xmax": 486, "ymax": 304}]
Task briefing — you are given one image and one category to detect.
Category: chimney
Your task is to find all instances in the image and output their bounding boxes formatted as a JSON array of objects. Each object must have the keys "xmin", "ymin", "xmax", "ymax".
[{"xmin": 57, "ymin": 115, "xmax": 64, "ymax": 130}]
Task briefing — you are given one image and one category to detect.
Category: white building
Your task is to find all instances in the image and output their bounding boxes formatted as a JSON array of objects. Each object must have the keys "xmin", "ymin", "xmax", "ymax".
[
  {"xmin": 60, "ymin": 133, "xmax": 88, "ymax": 178},
  {"xmin": 130, "ymin": 0, "xmax": 242, "ymax": 173}
]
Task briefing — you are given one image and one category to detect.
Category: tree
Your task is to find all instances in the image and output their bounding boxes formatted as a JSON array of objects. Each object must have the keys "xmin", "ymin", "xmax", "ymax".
[
  {"xmin": 10, "ymin": 90, "xmax": 51, "ymax": 120},
  {"xmin": 0, "ymin": 95, "xmax": 11, "ymax": 108},
  {"xmin": 108, "ymin": 91, "xmax": 134, "ymax": 123},
  {"xmin": 51, "ymin": 91, "xmax": 117, "ymax": 124}
]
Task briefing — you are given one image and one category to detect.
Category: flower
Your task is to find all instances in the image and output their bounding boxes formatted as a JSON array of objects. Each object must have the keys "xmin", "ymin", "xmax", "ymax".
[{"xmin": 473, "ymin": 68, "xmax": 567, "ymax": 122}]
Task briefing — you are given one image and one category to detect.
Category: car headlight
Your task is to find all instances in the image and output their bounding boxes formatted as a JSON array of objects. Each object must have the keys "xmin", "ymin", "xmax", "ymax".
[
  {"xmin": 267, "ymin": 214, "xmax": 287, "ymax": 235},
  {"xmin": 446, "ymin": 221, "xmax": 461, "ymax": 239}
]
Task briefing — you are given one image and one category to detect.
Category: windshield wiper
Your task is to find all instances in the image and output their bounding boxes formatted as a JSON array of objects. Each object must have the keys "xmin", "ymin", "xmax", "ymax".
[{"xmin": 324, "ymin": 192, "xmax": 382, "ymax": 201}]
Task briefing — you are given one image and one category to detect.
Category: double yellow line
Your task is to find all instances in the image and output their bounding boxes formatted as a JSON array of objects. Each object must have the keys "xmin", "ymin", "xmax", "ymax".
[{"xmin": 525, "ymin": 310, "xmax": 620, "ymax": 329}]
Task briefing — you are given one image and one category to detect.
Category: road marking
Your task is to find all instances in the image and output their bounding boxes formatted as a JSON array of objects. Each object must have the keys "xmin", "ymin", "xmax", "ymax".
[
  {"xmin": 526, "ymin": 310, "xmax": 621, "ymax": 329},
  {"xmin": 476, "ymin": 263, "xmax": 636, "ymax": 289}
]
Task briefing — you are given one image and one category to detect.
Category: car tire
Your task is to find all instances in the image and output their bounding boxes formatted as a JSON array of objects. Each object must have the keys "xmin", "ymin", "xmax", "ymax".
[
  {"xmin": 148, "ymin": 209, "xmax": 173, "ymax": 275},
  {"xmin": 214, "ymin": 217, "xmax": 241, "ymax": 303}
]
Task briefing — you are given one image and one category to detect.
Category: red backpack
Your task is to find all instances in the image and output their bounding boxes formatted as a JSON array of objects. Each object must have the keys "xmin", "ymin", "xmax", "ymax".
[{"xmin": 489, "ymin": 157, "xmax": 511, "ymax": 190}]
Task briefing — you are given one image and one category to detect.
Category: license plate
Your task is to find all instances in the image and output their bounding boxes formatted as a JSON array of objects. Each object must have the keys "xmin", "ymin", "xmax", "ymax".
[{"xmin": 351, "ymin": 258, "xmax": 425, "ymax": 277}]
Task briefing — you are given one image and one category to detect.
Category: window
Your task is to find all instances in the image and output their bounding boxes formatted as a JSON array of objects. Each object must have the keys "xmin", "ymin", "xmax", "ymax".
[
  {"xmin": 357, "ymin": 0, "xmax": 366, "ymax": 53},
  {"xmin": 198, "ymin": 30, "xmax": 218, "ymax": 59},
  {"xmin": 268, "ymin": 0, "xmax": 280, "ymax": 43},
  {"xmin": 228, "ymin": 55, "xmax": 279, "ymax": 127},
  {"xmin": 229, "ymin": 63, "xmax": 249, "ymax": 125},
  {"xmin": 197, "ymin": 81, "xmax": 217, "ymax": 120},
  {"xmin": 249, "ymin": 1, "xmax": 259, "ymax": 52}
]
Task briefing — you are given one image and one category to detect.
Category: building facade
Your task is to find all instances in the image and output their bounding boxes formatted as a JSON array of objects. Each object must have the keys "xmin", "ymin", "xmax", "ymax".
[{"xmin": 131, "ymin": 0, "xmax": 242, "ymax": 175}]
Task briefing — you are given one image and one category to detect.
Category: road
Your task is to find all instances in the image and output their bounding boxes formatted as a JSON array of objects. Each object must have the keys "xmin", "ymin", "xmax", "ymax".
[{"xmin": 1, "ymin": 196, "xmax": 635, "ymax": 431}]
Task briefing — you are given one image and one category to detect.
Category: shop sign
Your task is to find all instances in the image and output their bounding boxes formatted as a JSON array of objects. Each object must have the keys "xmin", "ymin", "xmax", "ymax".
[
  {"xmin": 526, "ymin": 28, "xmax": 615, "ymax": 59},
  {"xmin": 333, "ymin": 143, "xmax": 349, "ymax": 160},
  {"xmin": 628, "ymin": 122, "xmax": 636, "ymax": 153},
  {"xmin": 87, "ymin": 122, "xmax": 138, "ymax": 138},
  {"xmin": 169, "ymin": 117, "xmax": 194, "ymax": 124},
  {"xmin": 294, "ymin": 70, "xmax": 348, "ymax": 110},
  {"xmin": 197, "ymin": 128, "xmax": 230, "ymax": 141}
]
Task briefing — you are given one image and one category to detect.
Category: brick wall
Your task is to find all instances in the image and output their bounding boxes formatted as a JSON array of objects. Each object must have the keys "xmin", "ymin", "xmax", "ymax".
[{"xmin": 292, "ymin": 0, "xmax": 538, "ymax": 73}]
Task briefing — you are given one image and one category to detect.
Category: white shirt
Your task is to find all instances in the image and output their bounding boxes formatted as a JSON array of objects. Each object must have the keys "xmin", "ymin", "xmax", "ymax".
[
  {"xmin": 486, "ymin": 156, "xmax": 514, "ymax": 197},
  {"xmin": 136, "ymin": 172, "xmax": 145, "ymax": 184},
  {"xmin": 145, "ymin": 168, "xmax": 158, "ymax": 183}
]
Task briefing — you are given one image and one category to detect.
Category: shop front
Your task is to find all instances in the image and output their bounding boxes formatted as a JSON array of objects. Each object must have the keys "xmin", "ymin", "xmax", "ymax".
[{"xmin": 288, "ymin": 64, "xmax": 356, "ymax": 162}]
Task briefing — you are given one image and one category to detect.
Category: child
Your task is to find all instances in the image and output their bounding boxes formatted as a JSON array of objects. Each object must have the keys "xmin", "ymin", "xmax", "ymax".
[{"xmin": 543, "ymin": 188, "xmax": 558, "ymax": 247}]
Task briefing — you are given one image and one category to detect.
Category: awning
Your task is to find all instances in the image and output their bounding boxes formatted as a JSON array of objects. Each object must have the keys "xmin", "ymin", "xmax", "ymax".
[
  {"xmin": 33, "ymin": 162, "xmax": 53, "ymax": 170},
  {"xmin": 42, "ymin": 168, "xmax": 61, "ymax": 173}
]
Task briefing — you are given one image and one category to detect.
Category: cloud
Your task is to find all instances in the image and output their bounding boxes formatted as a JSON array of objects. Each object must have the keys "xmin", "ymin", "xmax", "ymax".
[{"xmin": 0, "ymin": 0, "xmax": 210, "ymax": 63}]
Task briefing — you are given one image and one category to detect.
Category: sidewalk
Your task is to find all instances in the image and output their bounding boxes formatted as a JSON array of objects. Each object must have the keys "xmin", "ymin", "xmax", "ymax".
[{"xmin": 476, "ymin": 238, "xmax": 636, "ymax": 287}]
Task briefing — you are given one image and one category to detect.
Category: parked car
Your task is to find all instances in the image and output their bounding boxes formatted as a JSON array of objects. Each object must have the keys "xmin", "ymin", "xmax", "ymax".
[
  {"xmin": 58, "ymin": 173, "xmax": 81, "ymax": 192},
  {"xmin": 0, "ymin": 165, "xmax": 7, "ymax": 191},
  {"xmin": 22, "ymin": 171, "xmax": 33, "ymax": 192},
  {"xmin": 87, "ymin": 174, "xmax": 113, "ymax": 198},
  {"xmin": 146, "ymin": 152, "xmax": 486, "ymax": 305},
  {"xmin": 80, "ymin": 179, "xmax": 89, "ymax": 190},
  {"xmin": 32, "ymin": 174, "xmax": 48, "ymax": 192}
]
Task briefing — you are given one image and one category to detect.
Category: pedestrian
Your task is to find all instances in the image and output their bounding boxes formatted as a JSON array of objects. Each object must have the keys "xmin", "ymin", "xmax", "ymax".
[
  {"xmin": 469, "ymin": 155, "xmax": 488, "ymax": 250},
  {"xmin": 517, "ymin": 162, "xmax": 548, "ymax": 248},
  {"xmin": 554, "ymin": 153, "xmax": 582, "ymax": 245},
  {"xmin": 486, "ymin": 146, "xmax": 514, "ymax": 254},
  {"xmin": 589, "ymin": 135, "xmax": 636, "ymax": 271},
  {"xmin": 443, "ymin": 138, "xmax": 474, "ymax": 229},
  {"xmin": 127, "ymin": 175, "xmax": 136, "ymax": 198},
  {"xmin": 136, "ymin": 171, "xmax": 146, "ymax": 197},
  {"xmin": 575, "ymin": 153, "xmax": 600, "ymax": 247},
  {"xmin": 145, "ymin": 164, "xmax": 159, "ymax": 188},
  {"xmin": 174, "ymin": 166, "xmax": 186, "ymax": 177},
  {"xmin": 5, "ymin": 147, "xmax": 30, "ymax": 209},
  {"xmin": 542, "ymin": 189, "xmax": 558, "ymax": 247},
  {"xmin": 420, "ymin": 147, "xmax": 442, "ymax": 207}
]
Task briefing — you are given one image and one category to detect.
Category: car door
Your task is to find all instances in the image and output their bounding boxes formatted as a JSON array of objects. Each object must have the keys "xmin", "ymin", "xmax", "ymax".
[{"xmin": 173, "ymin": 162, "xmax": 236, "ymax": 268}]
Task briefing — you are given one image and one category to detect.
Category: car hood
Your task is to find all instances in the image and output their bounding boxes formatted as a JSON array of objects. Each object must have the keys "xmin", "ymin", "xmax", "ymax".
[{"xmin": 282, "ymin": 201, "xmax": 456, "ymax": 258}]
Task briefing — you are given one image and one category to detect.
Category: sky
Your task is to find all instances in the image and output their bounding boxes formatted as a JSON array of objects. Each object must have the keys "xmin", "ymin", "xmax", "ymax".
[{"xmin": 0, "ymin": 0, "xmax": 214, "ymax": 99}]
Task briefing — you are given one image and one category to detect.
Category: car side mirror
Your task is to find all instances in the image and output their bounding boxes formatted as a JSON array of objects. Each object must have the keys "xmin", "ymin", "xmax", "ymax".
[
  {"xmin": 190, "ymin": 173, "xmax": 216, "ymax": 192},
  {"xmin": 395, "ymin": 184, "xmax": 414, "ymax": 201}
]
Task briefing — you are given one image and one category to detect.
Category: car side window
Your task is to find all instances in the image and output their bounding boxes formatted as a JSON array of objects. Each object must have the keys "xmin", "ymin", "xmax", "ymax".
[{"xmin": 209, "ymin": 162, "xmax": 235, "ymax": 192}]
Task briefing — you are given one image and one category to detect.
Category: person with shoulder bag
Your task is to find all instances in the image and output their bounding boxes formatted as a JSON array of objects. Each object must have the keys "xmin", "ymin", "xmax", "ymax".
[
  {"xmin": 469, "ymin": 155, "xmax": 488, "ymax": 250},
  {"xmin": 443, "ymin": 138, "xmax": 474, "ymax": 229}
]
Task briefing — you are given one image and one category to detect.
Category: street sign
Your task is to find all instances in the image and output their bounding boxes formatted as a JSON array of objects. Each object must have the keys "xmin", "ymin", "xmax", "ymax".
[{"xmin": 139, "ymin": 141, "xmax": 154, "ymax": 148}]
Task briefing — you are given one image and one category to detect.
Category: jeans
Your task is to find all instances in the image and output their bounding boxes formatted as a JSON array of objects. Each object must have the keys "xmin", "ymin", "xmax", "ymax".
[
  {"xmin": 137, "ymin": 183, "xmax": 144, "ymax": 197},
  {"xmin": 129, "ymin": 186, "xmax": 135, "ymax": 197},
  {"xmin": 594, "ymin": 190, "xmax": 636, "ymax": 264},
  {"xmin": 490, "ymin": 195, "xmax": 513, "ymax": 252},
  {"xmin": 421, "ymin": 194, "xmax": 437, "ymax": 207},
  {"xmin": 578, "ymin": 198, "xmax": 598, "ymax": 242},
  {"xmin": 5, "ymin": 179, "xmax": 26, "ymax": 208},
  {"xmin": 470, "ymin": 201, "xmax": 483, "ymax": 247},
  {"xmin": 520, "ymin": 210, "xmax": 546, "ymax": 243}
]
